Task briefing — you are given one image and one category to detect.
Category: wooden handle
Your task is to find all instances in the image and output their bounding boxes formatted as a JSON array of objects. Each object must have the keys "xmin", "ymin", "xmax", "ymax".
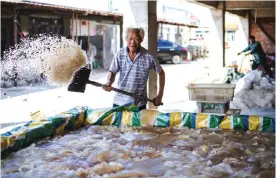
[{"xmin": 87, "ymin": 80, "xmax": 162, "ymax": 105}]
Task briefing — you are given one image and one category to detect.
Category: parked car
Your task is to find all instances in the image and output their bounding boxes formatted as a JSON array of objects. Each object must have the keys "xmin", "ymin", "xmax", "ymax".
[{"xmin": 157, "ymin": 40, "xmax": 188, "ymax": 64}]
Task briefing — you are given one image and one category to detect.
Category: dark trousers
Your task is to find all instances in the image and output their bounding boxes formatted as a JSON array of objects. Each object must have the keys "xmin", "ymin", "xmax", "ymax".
[
  {"xmin": 252, "ymin": 61, "xmax": 260, "ymax": 70},
  {"xmin": 113, "ymin": 104, "xmax": 147, "ymax": 111},
  {"xmin": 252, "ymin": 61, "xmax": 273, "ymax": 77}
]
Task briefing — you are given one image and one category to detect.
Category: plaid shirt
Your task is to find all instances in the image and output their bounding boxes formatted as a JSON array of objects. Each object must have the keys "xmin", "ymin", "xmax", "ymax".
[{"xmin": 109, "ymin": 46, "xmax": 162, "ymax": 107}]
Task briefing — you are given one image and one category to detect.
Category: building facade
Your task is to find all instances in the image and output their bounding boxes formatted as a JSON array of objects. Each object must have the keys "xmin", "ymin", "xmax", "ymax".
[{"xmin": 1, "ymin": 0, "xmax": 122, "ymax": 70}]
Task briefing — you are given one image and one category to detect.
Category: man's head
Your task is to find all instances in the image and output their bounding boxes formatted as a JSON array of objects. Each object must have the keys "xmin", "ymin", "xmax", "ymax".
[
  {"xmin": 249, "ymin": 36, "xmax": 255, "ymax": 44},
  {"xmin": 125, "ymin": 27, "xmax": 144, "ymax": 52}
]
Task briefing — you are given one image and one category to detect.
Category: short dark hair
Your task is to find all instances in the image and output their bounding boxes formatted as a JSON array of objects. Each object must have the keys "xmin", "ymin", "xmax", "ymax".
[{"xmin": 249, "ymin": 36, "xmax": 255, "ymax": 40}]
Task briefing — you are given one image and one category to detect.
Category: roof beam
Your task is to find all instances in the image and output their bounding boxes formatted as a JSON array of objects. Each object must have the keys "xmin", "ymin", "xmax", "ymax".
[
  {"xmin": 227, "ymin": 10, "xmax": 248, "ymax": 18},
  {"xmin": 192, "ymin": 1, "xmax": 218, "ymax": 9},
  {"xmin": 1, "ymin": 1, "xmax": 122, "ymax": 17},
  {"xmin": 250, "ymin": 9, "xmax": 275, "ymax": 18},
  {"xmin": 226, "ymin": 1, "xmax": 275, "ymax": 10},
  {"xmin": 256, "ymin": 17, "xmax": 275, "ymax": 23}
]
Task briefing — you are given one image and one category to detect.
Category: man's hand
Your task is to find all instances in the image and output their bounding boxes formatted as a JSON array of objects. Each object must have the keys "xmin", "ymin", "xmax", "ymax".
[
  {"xmin": 153, "ymin": 95, "xmax": 163, "ymax": 106},
  {"xmin": 102, "ymin": 83, "xmax": 112, "ymax": 92}
]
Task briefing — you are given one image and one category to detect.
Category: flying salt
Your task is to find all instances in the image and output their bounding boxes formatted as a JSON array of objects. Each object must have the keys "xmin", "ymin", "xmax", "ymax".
[{"xmin": 1, "ymin": 34, "xmax": 87, "ymax": 87}]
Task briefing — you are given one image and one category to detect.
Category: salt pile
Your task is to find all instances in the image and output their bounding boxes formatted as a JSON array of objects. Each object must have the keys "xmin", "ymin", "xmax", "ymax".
[
  {"xmin": 1, "ymin": 126, "xmax": 275, "ymax": 177},
  {"xmin": 1, "ymin": 34, "xmax": 87, "ymax": 88},
  {"xmin": 231, "ymin": 70, "xmax": 275, "ymax": 110}
]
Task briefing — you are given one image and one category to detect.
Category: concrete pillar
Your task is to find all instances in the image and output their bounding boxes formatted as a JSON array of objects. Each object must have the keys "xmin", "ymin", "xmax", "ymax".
[
  {"xmin": 122, "ymin": 1, "xmax": 148, "ymax": 47},
  {"xmin": 148, "ymin": 1, "xmax": 158, "ymax": 109},
  {"xmin": 122, "ymin": 0, "xmax": 158, "ymax": 109},
  {"xmin": 241, "ymin": 13, "xmax": 249, "ymax": 40},
  {"xmin": 236, "ymin": 13, "xmax": 249, "ymax": 50},
  {"xmin": 208, "ymin": 1, "xmax": 225, "ymax": 68},
  {"xmin": 248, "ymin": 11, "xmax": 251, "ymax": 37},
  {"xmin": 235, "ymin": 13, "xmax": 250, "ymax": 70}
]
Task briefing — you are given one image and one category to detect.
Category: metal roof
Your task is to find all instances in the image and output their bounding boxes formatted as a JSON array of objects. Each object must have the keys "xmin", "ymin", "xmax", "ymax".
[{"xmin": 1, "ymin": 0, "xmax": 123, "ymax": 17}]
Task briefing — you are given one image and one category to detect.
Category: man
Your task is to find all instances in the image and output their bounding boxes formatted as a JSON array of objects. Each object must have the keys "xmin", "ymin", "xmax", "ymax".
[
  {"xmin": 238, "ymin": 36, "xmax": 271, "ymax": 76},
  {"xmin": 103, "ymin": 27, "xmax": 165, "ymax": 110},
  {"xmin": 87, "ymin": 42, "xmax": 97, "ymax": 69}
]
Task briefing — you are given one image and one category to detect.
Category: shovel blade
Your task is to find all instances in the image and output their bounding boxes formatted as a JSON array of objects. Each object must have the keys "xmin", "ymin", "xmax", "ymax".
[{"xmin": 67, "ymin": 67, "xmax": 91, "ymax": 93}]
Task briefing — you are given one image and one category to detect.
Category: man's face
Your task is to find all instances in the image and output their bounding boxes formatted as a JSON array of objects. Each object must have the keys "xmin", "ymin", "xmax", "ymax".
[
  {"xmin": 127, "ymin": 31, "xmax": 141, "ymax": 52},
  {"xmin": 249, "ymin": 38, "xmax": 255, "ymax": 44}
]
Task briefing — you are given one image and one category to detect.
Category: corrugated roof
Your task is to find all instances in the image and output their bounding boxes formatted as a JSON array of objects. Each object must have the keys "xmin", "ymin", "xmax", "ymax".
[{"xmin": 1, "ymin": 0, "xmax": 123, "ymax": 17}]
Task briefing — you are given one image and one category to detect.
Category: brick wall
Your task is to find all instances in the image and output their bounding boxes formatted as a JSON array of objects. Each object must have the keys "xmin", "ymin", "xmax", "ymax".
[{"xmin": 250, "ymin": 19, "xmax": 275, "ymax": 54}]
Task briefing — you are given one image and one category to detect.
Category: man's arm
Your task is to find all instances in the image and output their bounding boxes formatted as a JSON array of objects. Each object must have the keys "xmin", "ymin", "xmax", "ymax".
[
  {"xmin": 103, "ymin": 71, "xmax": 116, "ymax": 91},
  {"xmin": 238, "ymin": 45, "xmax": 251, "ymax": 55},
  {"xmin": 103, "ymin": 52, "xmax": 120, "ymax": 91},
  {"xmin": 107, "ymin": 71, "xmax": 116, "ymax": 85},
  {"xmin": 242, "ymin": 45, "xmax": 251, "ymax": 53}
]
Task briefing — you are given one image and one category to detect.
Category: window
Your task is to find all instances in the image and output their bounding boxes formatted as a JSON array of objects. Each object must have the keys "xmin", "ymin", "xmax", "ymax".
[
  {"xmin": 226, "ymin": 31, "xmax": 236, "ymax": 41},
  {"xmin": 163, "ymin": 41, "xmax": 173, "ymax": 47}
]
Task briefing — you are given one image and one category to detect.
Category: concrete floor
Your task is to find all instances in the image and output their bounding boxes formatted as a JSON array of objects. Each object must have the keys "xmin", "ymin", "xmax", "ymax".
[
  {"xmin": 0, "ymin": 60, "xmax": 274, "ymax": 129},
  {"xmin": 0, "ymin": 61, "xmax": 200, "ymax": 126}
]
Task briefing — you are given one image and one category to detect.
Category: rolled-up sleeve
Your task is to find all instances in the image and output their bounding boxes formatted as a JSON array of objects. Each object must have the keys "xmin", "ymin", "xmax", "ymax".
[
  {"xmin": 109, "ymin": 53, "xmax": 120, "ymax": 73},
  {"xmin": 151, "ymin": 56, "xmax": 162, "ymax": 73}
]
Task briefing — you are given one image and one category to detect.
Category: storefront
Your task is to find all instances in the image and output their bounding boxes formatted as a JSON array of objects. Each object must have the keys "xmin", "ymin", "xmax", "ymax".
[{"xmin": 1, "ymin": 0, "xmax": 123, "ymax": 70}]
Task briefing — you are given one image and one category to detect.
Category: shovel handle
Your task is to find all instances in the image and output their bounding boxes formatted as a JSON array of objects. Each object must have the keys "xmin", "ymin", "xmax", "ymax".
[{"xmin": 87, "ymin": 80, "xmax": 158, "ymax": 104}]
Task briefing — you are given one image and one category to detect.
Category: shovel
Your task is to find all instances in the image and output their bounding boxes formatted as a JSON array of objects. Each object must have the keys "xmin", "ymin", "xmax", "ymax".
[{"xmin": 67, "ymin": 67, "xmax": 162, "ymax": 105}]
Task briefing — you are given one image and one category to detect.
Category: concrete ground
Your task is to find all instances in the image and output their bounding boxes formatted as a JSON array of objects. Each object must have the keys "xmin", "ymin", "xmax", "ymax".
[
  {"xmin": 0, "ymin": 61, "xmax": 201, "ymax": 126},
  {"xmin": 0, "ymin": 59, "xmax": 274, "ymax": 130}
]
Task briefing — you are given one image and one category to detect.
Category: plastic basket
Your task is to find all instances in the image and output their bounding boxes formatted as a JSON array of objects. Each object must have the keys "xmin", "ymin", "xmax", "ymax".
[{"xmin": 187, "ymin": 83, "xmax": 236, "ymax": 102}]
